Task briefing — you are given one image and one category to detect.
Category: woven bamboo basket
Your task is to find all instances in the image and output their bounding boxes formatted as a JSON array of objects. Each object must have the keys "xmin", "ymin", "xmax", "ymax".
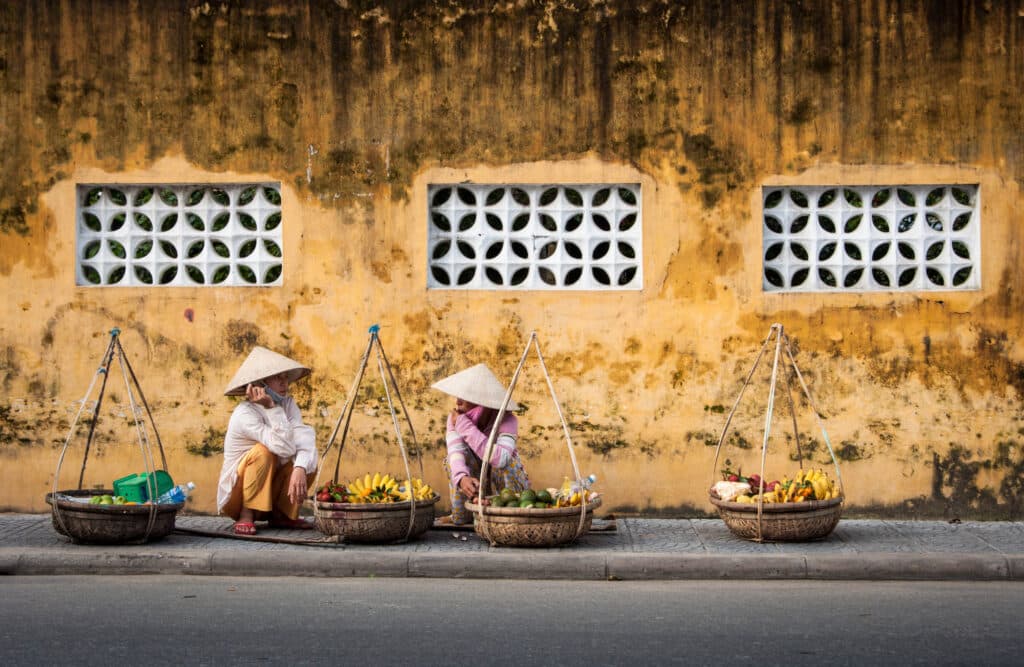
[
  {"xmin": 709, "ymin": 492, "xmax": 843, "ymax": 542},
  {"xmin": 314, "ymin": 495, "xmax": 439, "ymax": 543},
  {"xmin": 465, "ymin": 498, "xmax": 601, "ymax": 547},
  {"xmin": 46, "ymin": 489, "xmax": 181, "ymax": 544}
]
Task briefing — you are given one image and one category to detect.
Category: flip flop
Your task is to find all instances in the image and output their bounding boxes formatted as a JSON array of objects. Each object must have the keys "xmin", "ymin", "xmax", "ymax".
[
  {"xmin": 233, "ymin": 522, "xmax": 257, "ymax": 536},
  {"xmin": 268, "ymin": 517, "xmax": 314, "ymax": 530},
  {"xmin": 433, "ymin": 515, "xmax": 472, "ymax": 527}
]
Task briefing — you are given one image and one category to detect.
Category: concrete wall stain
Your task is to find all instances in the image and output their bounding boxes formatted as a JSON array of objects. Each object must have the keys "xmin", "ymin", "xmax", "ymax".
[{"xmin": 0, "ymin": 1, "xmax": 1022, "ymax": 517}]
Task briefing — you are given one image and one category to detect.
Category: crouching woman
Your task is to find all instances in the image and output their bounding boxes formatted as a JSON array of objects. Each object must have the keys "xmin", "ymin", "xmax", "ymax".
[
  {"xmin": 217, "ymin": 346, "xmax": 318, "ymax": 535},
  {"xmin": 431, "ymin": 363, "xmax": 530, "ymax": 525}
]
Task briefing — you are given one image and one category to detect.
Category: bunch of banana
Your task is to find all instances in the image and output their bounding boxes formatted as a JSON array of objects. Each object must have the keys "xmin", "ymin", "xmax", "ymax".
[
  {"xmin": 802, "ymin": 468, "xmax": 840, "ymax": 501},
  {"xmin": 345, "ymin": 472, "xmax": 400, "ymax": 504},
  {"xmin": 554, "ymin": 489, "xmax": 588, "ymax": 507},
  {"xmin": 396, "ymin": 478, "xmax": 435, "ymax": 502}
]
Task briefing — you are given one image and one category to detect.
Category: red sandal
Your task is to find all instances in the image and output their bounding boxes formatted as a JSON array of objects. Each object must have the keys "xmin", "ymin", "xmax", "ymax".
[{"xmin": 233, "ymin": 522, "xmax": 257, "ymax": 536}]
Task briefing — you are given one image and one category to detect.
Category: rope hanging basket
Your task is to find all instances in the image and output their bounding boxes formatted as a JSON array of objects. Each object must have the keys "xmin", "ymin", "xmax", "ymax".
[
  {"xmin": 470, "ymin": 331, "xmax": 597, "ymax": 548},
  {"xmin": 709, "ymin": 324, "xmax": 845, "ymax": 542},
  {"xmin": 311, "ymin": 325, "xmax": 439, "ymax": 544},
  {"xmin": 48, "ymin": 328, "xmax": 181, "ymax": 545}
]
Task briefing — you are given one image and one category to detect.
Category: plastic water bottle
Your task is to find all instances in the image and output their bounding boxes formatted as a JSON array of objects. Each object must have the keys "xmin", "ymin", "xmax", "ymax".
[{"xmin": 156, "ymin": 481, "xmax": 195, "ymax": 504}]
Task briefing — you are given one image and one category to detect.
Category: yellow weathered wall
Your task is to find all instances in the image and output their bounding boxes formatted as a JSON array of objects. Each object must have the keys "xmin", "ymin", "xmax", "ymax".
[{"xmin": 1, "ymin": 1, "xmax": 1022, "ymax": 518}]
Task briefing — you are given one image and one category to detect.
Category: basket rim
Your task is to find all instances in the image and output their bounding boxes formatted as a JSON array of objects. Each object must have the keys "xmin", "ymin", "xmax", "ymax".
[
  {"xmin": 709, "ymin": 492, "xmax": 843, "ymax": 513},
  {"xmin": 465, "ymin": 497, "xmax": 602, "ymax": 516},
  {"xmin": 46, "ymin": 489, "xmax": 183, "ymax": 513},
  {"xmin": 313, "ymin": 494, "xmax": 440, "ymax": 511}
]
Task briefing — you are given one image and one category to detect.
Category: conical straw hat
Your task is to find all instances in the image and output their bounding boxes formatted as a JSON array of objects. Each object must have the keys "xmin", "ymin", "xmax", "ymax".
[
  {"xmin": 431, "ymin": 363, "xmax": 518, "ymax": 410},
  {"xmin": 224, "ymin": 346, "xmax": 311, "ymax": 396}
]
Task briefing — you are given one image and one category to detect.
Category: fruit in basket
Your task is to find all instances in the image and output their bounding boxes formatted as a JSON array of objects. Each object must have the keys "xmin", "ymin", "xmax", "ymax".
[
  {"xmin": 341, "ymin": 473, "xmax": 433, "ymax": 504},
  {"xmin": 395, "ymin": 478, "xmax": 434, "ymax": 502},
  {"xmin": 485, "ymin": 484, "xmax": 596, "ymax": 509},
  {"xmin": 733, "ymin": 468, "xmax": 841, "ymax": 504},
  {"xmin": 315, "ymin": 482, "xmax": 348, "ymax": 503},
  {"xmin": 346, "ymin": 473, "xmax": 399, "ymax": 503}
]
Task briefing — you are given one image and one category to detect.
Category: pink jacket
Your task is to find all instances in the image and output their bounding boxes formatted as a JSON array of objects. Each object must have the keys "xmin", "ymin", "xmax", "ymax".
[{"xmin": 446, "ymin": 406, "xmax": 519, "ymax": 486}]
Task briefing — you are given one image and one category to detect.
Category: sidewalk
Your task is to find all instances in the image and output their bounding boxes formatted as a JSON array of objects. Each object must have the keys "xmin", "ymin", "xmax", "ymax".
[{"xmin": 1, "ymin": 513, "xmax": 1022, "ymax": 580}]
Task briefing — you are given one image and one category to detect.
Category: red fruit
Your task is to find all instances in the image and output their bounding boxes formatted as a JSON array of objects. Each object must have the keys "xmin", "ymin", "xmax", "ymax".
[
  {"xmin": 727, "ymin": 474, "xmax": 740, "ymax": 482},
  {"xmin": 765, "ymin": 480, "xmax": 779, "ymax": 492},
  {"xmin": 316, "ymin": 491, "xmax": 331, "ymax": 502}
]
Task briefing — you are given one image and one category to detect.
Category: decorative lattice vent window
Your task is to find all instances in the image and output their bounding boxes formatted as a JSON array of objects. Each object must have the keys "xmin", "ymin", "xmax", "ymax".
[
  {"xmin": 762, "ymin": 185, "xmax": 980, "ymax": 292},
  {"xmin": 427, "ymin": 183, "xmax": 642, "ymax": 290},
  {"xmin": 76, "ymin": 183, "xmax": 282, "ymax": 286}
]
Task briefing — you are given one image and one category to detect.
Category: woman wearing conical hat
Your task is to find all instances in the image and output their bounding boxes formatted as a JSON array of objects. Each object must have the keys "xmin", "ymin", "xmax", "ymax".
[
  {"xmin": 431, "ymin": 363, "xmax": 531, "ymax": 525},
  {"xmin": 217, "ymin": 346, "xmax": 319, "ymax": 535}
]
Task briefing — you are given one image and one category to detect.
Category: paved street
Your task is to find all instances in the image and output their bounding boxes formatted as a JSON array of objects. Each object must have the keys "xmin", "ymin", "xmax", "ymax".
[
  {"xmin": 1, "ymin": 576, "xmax": 1021, "ymax": 666},
  {"xmin": 1, "ymin": 513, "xmax": 1022, "ymax": 580}
]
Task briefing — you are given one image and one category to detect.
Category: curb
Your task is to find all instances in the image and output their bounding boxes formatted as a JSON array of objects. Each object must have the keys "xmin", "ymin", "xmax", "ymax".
[{"xmin": 2, "ymin": 548, "xmax": 1021, "ymax": 580}]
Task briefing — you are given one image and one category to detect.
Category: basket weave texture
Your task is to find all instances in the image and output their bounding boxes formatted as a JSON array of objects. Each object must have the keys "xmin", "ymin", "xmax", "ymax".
[
  {"xmin": 708, "ymin": 493, "xmax": 843, "ymax": 542},
  {"xmin": 46, "ymin": 489, "xmax": 181, "ymax": 544},
  {"xmin": 314, "ymin": 495, "xmax": 439, "ymax": 543},
  {"xmin": 465, "ymin": 498, "xmax": 601, "ymax": 547}
]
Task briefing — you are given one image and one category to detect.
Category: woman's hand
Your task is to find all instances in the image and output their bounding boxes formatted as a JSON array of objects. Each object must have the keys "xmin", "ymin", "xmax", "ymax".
[
  {"xmin": 288, "ymin": 467, "xmax": 308, "ymax": 505},
  {"xmin": 245, "ymin": 383, "xmax": 275, "ymax": 409},
  {"xmin": 458, "ymin": 475, "xmax": 480, "ymax": 499}
]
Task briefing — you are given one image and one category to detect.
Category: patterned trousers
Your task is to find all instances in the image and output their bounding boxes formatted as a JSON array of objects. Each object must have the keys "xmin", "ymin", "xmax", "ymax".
[{"xmin": 443, "ymin": 452, "xmax": 530, "ymax": 525}]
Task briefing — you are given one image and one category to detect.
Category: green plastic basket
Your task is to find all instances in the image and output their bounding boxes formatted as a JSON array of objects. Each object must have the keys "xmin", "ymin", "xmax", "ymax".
[{"xmin": 112, "ymin": 470, "xmax": 174, "ymax": 503}]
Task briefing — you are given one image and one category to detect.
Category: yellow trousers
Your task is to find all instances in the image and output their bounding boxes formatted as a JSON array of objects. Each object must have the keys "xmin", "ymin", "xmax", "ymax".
[{"xmin": 222, "ymin": 444, "xmax": 314, "ymax": 521}]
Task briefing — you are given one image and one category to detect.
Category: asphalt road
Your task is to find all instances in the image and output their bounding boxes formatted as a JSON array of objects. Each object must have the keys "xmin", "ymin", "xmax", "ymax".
[{"xmin": 1, "ymin": 577, "xmax": 1021, "ymax": 666}]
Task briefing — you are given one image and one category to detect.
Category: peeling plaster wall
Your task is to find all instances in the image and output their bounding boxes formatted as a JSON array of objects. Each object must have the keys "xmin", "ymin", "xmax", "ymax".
[{"xmin": 1, "ymin": 1, "xmax": 1022, "ymax": 518}]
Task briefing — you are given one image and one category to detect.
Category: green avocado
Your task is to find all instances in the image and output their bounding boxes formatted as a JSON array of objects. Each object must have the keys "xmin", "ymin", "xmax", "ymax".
[{"xmin": 520, "ymin": 489, "xmax": 537, "ymax": 503}]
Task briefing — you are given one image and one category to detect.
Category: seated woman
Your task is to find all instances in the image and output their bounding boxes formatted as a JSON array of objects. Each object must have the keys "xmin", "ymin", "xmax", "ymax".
[
  {"xmin": 217, "ymin": 346, "xmax": 319, "ymax": 535},
  {"xmin": 431, "ymin": 363, "xmax": 530, "ymax": 525}
]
